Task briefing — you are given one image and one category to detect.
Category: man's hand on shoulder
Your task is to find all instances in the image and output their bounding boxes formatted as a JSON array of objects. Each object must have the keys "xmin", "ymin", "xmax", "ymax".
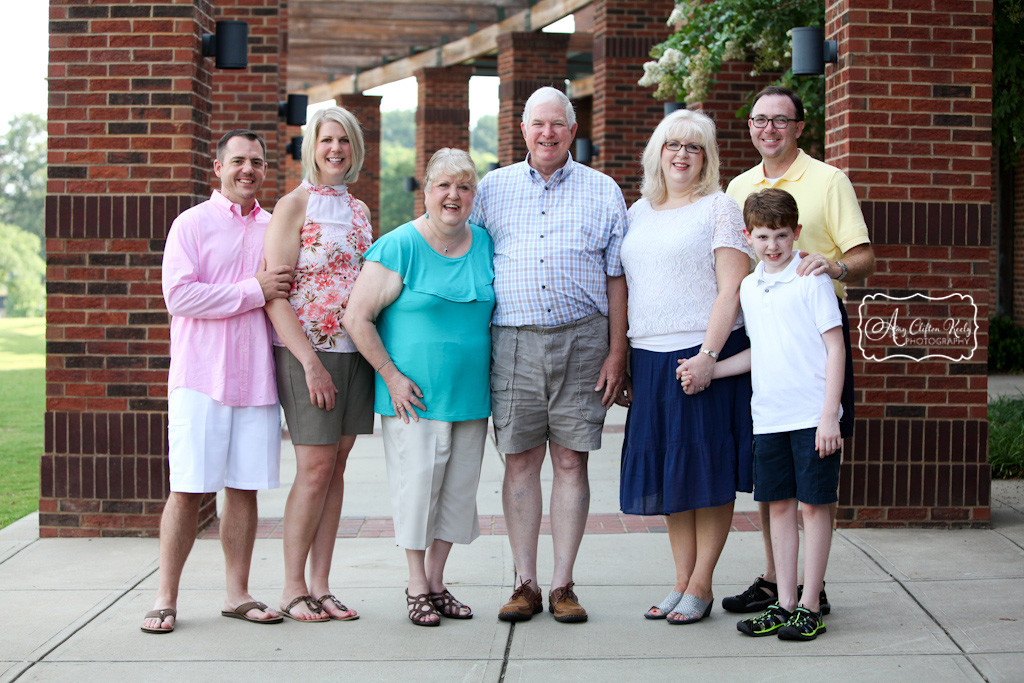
[
  {"xmin": 795, "ymin": 251, "xmax": 840, "ymax": 279},
  {"xmin": 256, "ymin": 258, "xmax": 293, "ymax": 302}
]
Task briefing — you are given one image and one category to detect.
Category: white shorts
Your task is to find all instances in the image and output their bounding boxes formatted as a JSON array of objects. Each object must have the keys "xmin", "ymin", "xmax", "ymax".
[
  {"xmin": 168, "ymin": 388, "xmax": 282, "ymax": 493},
  {"xmin": 381, "ymin": 416, "xmax": 486, "ymax": 550}
]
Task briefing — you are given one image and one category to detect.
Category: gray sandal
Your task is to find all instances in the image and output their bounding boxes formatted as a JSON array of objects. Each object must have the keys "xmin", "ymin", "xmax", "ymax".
[
  {"xmin": 644, "ymin": 590, "xmax": 683, "ymax": 620},
  {"xmin": 666, "ymin": 594, "xmax": 713, "ymax": 624}
]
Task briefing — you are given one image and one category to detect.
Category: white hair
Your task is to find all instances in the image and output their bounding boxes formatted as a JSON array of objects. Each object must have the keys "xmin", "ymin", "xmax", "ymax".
[{"xmin": 521, "ymin": 86, "xmax": 576, "ymax": 128}]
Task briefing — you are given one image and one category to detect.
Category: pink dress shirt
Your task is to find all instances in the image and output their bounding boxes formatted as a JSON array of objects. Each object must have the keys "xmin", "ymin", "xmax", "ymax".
[{"xmin": 162, "ymin": 190, "xmax": 277, "ymax": 407}]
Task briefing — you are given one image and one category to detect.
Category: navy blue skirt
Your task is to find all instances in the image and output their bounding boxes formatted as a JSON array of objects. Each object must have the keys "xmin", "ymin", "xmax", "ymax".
[{"xmin": 620, "ymin": 327, "xmax": 754, "ymax": 515}]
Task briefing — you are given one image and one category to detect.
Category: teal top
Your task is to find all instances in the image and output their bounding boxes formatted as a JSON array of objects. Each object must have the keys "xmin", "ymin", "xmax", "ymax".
[{"xmin": 364, "ymin": 221, "xmax": 495, "ymax": 421}]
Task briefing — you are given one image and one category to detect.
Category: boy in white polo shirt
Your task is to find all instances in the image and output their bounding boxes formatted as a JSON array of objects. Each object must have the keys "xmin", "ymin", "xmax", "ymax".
[{"xmin": 678, "ymin": 188, "xmax": 844, "ymax": 641}]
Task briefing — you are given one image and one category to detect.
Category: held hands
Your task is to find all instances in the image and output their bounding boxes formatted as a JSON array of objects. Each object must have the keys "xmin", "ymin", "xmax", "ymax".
[
  {"xmin": 676, "ymin": 353, "xmax": 714, "ymax": 395},
  {"xmin": 383, "ymin": 371, "xmax": 426, "ymax": 424},
  {"xmin": 815, "ymin": 416, "xmax": 841, "ymax": 458},
  {"xmin": 256, "ymin": 258, "xmax": 294, "ymax": 301},
  {"xmin": 303, "ymin": 356, "xmax": 338, "ymax": 411}
]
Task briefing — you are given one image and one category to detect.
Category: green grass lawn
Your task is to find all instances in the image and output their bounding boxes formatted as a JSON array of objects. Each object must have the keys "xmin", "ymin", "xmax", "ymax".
[{"xmin": 0, "ymin": 318, "xmax": 44, "ymax": 529}]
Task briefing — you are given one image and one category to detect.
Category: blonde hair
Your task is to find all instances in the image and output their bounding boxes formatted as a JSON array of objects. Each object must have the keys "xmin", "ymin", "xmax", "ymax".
[
  {"xmin": 639, "ymin": 109, "xmax": 721, "ymax": 204},
  {"xmin": 423, "ymin": 148, "xmax": 478, "ymax": 192},
  {"xmin": 301, "ymin": 106, "xmax": 364, "ymax": 185}
]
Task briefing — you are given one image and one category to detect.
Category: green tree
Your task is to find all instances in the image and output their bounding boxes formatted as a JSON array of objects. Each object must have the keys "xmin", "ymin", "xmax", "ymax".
[
  {"xmin": 994, "ymin": 0, "xmax": 1024, "ymax": 166},
  {"xmin": 471, "ymin": 114, "xmax": 497, "ymax": 158},
  {"xmin": 638, "ymin": 0, "xmax": 825, "ymax": 155},
  {"xmin": 0, "ymin": 114, "xmax": 47, "ymax": 252},
  {"xmin": 378, "ymin": 142, "xmax": 415, "ymax": 233},
  {"xmin": 0, "ymin": 223, "xmax": 45, "ymax": 317},
  {"xmin": 381, "ymin": 109, "xmax": 415, "ymax": 148}
]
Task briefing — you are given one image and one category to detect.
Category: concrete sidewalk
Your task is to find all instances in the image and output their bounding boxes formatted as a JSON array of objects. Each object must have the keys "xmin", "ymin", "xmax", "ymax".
[{"xmin": 2, "ymin": 404, "xmax": 1023, "ymax": 682}]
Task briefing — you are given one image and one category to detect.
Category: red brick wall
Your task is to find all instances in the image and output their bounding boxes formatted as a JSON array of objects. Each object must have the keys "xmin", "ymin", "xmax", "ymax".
[
  {"xmin": 337, "ymin": 94, "xmax": 382, "ymax": 239},
  {"xmin": 591, "ymin": 0, "xmax": 677, "ymax": 204},
  {"xmin": 828, "ymin": 0, "xmax": 992, "ymax": 527},
  {"xmin": 495, "ymin": 32, "xmax": 570, "ymax": 166},
  {"xmin": 211, "ymin": 0, "xmax": 289, "ymax": 211},
  {"xmin": 43, "ymin": 0, "xmax": 216, "ymax": 536},
  {"xmin": 414, "ymin": 66, "xmax": 473, "ymax": 215}
]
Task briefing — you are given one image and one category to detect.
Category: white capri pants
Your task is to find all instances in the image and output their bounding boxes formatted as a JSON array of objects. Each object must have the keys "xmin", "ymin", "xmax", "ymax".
[
  {"xmin": 381, "ymin": 416, "xmax": 487, "ymax": 550},
  {"xmin": 168, "ymin": 387, "xmax": 281, "ymax": 493}
]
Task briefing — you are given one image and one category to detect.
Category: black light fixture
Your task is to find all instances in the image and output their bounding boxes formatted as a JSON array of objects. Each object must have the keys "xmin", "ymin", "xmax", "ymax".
[
  {"xmin": 285, "ymin": 136, "xmax": 302, "ymax": 161},
  {"xmin": 202, "ymin": 20, "xmax": 249, "ymax": 70},
  {"xmin": 486, "ymin": 162, "xmax": 500, "ymax": 173},
  {"xmin": 791, "ymin": 27, "xmax": 837, "ymax": 76},
  {"xmin": 575, "ymin": 138, "xmax": 598, "ymax": 165},
  {"xmin": 278, "ymin": 94, "xmax": 309, "ymax": 126},
  {"xmin": 404, "ymin": 177, "xmax": 420, "ymax": 192},
  {"xmin": 663, "ymin": 101, "xmax": 686, "ymax": 117}
]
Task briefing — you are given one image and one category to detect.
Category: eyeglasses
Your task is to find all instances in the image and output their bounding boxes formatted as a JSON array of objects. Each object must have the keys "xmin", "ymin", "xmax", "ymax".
[
  {"xmin": 749, "ymin": 115, "xmax": 801, "ymax": 129},
  {"xmin": 664, "ymin": 141, "xmax": 703, "ymax": 154}
]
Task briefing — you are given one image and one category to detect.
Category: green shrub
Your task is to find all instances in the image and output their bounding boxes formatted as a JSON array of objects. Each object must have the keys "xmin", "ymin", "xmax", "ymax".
[
  {"xmin": 988, "ymin": 395, "xmax": 1024, "ymax": 479},
  {"xmin": 988, "ymin": 316, "xmax": 1024, "ymax": 373}
]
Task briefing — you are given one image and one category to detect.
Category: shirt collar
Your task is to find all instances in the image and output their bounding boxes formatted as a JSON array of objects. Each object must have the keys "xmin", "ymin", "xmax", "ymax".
[
  {"xmin": 211, "ymin": 189, "xmax": 263, "ymax": 220},
  {"xmin": 752, "ymin": 149, "xmax": 811, "ymax": 185},
  {"xmin": 522, "ymin": 153, "xmax": 576, "ymax": 187},
  {"xmin": 754, "ymin": 251, "xmax": 802, "ymax": 285}
]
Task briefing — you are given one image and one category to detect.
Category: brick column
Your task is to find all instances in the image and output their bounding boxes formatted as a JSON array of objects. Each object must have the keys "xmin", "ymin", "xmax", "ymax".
[
  {"xmin": 592, "ymin": 0, "xmax": 676, "ymax": 204},
  {"xmin": 211, "ymin": 0, "xmax": 289, "ymax": 211},
  {"xmin": 495, "ymin": 32, "xmax": 570, "ymax": 166},
  {"xmin": 828, "ymin": 0, "xmax": 992, "ymax": 527},
  {"xmin": 337, "ymin": 94, "xmax": 382, "ymax": 239},
  {"xmin": 694, "ymin": 63, "xmax": 780, "ymax": 183},
  {"xmin": 43, "ymin": 1, "xmax": 214, "ymax": 537},
  {"xmin": 414, "ymin": 66, "xmax": 472, "ymax": 215}
]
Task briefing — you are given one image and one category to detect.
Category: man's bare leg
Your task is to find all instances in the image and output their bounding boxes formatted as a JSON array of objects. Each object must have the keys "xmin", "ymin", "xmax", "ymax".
[
  {"xmin": 221, "ymin": 487, "xmax": 279, "ymax": 620},
  {"xmin": 502, "ymin": 443, "xmax": 546, "ymax": 587},
  {"xmin": 548, "ymin": 442, "xmax": 589, "ymax": 589},
  {"xmin": 142, "ymin": 492, "xmax": 202, "ymax": 631}
]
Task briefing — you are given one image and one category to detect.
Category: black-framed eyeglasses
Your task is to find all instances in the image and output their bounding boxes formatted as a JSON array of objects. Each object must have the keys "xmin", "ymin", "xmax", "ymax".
[
  {"xmin": 749, "ymin": 115, "xmax": 801, "ymax": 129},
  {"xmin": 664, "ymin": 141, "xmax": 703, "ymax": 154}
]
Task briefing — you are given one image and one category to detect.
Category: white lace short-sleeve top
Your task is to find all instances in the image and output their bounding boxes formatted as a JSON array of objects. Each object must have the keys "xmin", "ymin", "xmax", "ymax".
[{"xmin": 621, "ymin": 191, "xmax": 753, "ymax": 351}]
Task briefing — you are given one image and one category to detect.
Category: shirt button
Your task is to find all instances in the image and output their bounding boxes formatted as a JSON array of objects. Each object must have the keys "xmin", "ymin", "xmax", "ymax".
[
  {"xmin": 541, "ymin": 285, "xmax": 546, "ymax": 289},
  {"xmin": 540, "ymin": 259, "xmax": 544, "ymax": 263},
  {"xmin": 547, "ymin": 308, "xmax": 551, "ymax": 312},
  {"xmin": 541, "ymin": 211, "xmax": 546, "ymax": 215},
  {"xmin": 764, "ymin": 288, "xmax": 769, "ymax": 293},
  {"xmin": 540, "ymin": 234, "xmax": 544, "ymax": 238}
]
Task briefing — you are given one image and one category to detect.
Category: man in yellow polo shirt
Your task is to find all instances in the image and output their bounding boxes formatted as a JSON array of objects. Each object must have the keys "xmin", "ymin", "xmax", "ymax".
[{"xmin": 724, "ymin": 85, "xmax": 875, "ymax": 618}]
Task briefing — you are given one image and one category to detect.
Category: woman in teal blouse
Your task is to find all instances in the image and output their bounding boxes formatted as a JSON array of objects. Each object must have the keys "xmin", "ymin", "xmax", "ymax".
[{"xmin": 344, "ymin": 148, "xmax": 494, "ymax": 627}]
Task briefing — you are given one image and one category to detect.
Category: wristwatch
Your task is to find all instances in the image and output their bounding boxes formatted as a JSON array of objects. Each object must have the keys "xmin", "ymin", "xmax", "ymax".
[{"xmin": 835, "ymin": 260, "xmax": 849, "ymax": 281}]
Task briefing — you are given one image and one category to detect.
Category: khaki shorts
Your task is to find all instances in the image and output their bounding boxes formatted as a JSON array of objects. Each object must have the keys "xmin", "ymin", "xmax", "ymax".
[
  {"xmin": 275, "ymin": 347, "xmax": 374, "ymax": 445},
  {"xmin": 490, "ymin": 314, "xmax": 609, "ymax": 455}
]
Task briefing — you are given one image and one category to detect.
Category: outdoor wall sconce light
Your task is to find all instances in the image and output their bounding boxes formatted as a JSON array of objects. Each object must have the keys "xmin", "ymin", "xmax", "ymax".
[
  {"xmin": 285, "ymin": 136, "xmax": 302, "ymax": 161},
  {"xmin": 404, "ymin": 177, "xmax": 420, "ymax": 192},
  {"xmin": 279, "ymin": 95, "xmax": 309, "ymax": 126},
  {"xmin": 791, "ymin": 26, "xmax": 837, "ymax": 76},
  {"xmin": 202, "ymin": 20, "xmax": 249, "ymax": 70},
  {"xmin": 663, "ymin": 102, "xmax": 686, "ymax": 117},
  {"xmin": 576, "ymin": 138, "xmax": 598, "ymax": 165}
]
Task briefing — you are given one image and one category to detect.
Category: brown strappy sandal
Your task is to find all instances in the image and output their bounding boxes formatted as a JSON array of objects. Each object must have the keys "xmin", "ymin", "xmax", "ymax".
[
  {"xmin": 406, "ymin": 590, "xmax": 441, "ymax": 626},
  {"xmin": 429, "ymin": 589, "xmax": 473, "ymax": 619}
]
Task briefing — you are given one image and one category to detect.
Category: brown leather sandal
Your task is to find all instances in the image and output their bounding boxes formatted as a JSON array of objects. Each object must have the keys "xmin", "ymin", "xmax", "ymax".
[
  {"xmin": 406, "ymin": 590, "xmax": 440, "ymax": 626},
  {"xmin": 280, "ymin": 595, "xmax": 328, "ymax": 622},
  {"xmin": 317, "ymin": 593, "xmax": 359, "ymax": 621},
  {"xmin": 429, "ymin": 589, "xmax": 473, "ymax": 619}
]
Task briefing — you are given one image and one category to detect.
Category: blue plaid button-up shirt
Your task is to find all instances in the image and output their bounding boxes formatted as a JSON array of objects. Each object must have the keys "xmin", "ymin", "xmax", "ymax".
[{"xmin": 470, "ymin": 155, "xmax": 628, "ymax": 327}]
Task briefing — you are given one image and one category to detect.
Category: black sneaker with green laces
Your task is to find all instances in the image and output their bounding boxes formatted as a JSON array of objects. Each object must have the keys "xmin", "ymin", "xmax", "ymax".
[
  {"xmin": 722, "ymin": 575, "xmax": 778, "ymax": 613},
  {"xmin": 737, "ymin": 602, "xmax": 791, "ymax": 637},
  {"xmin": 777, "ymin": 606, "xmax": 826, "ymax": 641}
]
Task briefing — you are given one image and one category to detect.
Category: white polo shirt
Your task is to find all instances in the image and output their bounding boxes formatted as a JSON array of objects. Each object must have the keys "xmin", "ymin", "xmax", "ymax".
[{"xmin": 739, "ymin": 253, "xmax": 843, "ymax": 434}]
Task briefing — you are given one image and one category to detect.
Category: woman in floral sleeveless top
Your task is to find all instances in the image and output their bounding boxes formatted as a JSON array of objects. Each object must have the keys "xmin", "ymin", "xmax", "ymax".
[{"xmin": 264, "ymin": 107, "xmax": 373, "ymax": 623}]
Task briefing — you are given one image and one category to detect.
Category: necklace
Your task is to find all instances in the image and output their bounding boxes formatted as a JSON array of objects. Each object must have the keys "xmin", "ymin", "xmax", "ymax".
[{"xmin": 423, "ymin": 214, "xmax": 467, "ymax": 255}]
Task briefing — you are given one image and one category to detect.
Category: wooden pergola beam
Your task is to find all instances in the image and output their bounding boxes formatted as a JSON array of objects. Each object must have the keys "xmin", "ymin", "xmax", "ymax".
[{"xmin": 305, "ymin": 0, "xmax": 595, "ymax": 102}]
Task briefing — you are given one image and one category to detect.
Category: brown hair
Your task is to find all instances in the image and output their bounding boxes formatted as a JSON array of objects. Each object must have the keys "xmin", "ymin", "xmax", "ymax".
[
  {"xmin": 216, "ymin": 129, "xmax": 266, "ymax": 160},
  {"xmin": 742, "ymin": 188, "xmax": 799, "ymax": 231}
]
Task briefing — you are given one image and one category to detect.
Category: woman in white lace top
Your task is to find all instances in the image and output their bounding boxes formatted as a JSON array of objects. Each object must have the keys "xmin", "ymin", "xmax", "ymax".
[{"xmin": 619, "ymin": 109, "xmax": 754, "ymax": 625}]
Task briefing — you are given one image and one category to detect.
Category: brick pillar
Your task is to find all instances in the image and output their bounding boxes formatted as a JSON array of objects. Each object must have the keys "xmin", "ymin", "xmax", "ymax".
[
  {"xmin": 828, "ymin": 0, "xmax": 992, "ymax": 527},
  {"xmin": 694, "ymin": 63, "xmax": 780, "ymax": 183},
  {"xmin": 414, "ymin": 66, "xmax": 472, "ymax": 215},
  {"xmin": 337, "ymin": 94, "xmax": 382, "ymax": 239},
  {"xmin": 211, "ymin": 0, "xmax": 289, "ymax": 211},
  {"xmin": 592, "ymin": 0, "xmax": 677, "ymax": 204},
  {"xmin": 495, "ymin": 32, "xmax": 570, "ymax": 166},
  {"xmin": 43, "ymin": 1, "xmax": 214, "ymax": 537}
]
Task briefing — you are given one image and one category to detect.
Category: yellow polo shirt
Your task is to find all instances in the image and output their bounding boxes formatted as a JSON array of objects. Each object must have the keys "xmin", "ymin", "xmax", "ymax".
[{"xmin": 726, "ymin": 149, "xmax": 870, "ymax": 297}]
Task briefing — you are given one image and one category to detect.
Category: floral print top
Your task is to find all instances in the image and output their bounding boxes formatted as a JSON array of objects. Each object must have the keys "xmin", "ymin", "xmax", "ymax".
[{"xmin": 288, "ymin": 180, "xmax": 373, "ymax": 352}]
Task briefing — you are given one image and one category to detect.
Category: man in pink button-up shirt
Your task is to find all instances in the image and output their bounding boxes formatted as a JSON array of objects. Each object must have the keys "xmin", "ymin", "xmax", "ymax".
[{"xmin": 141, "ymin": 130, "xmax": 293, "ymax": 634}]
